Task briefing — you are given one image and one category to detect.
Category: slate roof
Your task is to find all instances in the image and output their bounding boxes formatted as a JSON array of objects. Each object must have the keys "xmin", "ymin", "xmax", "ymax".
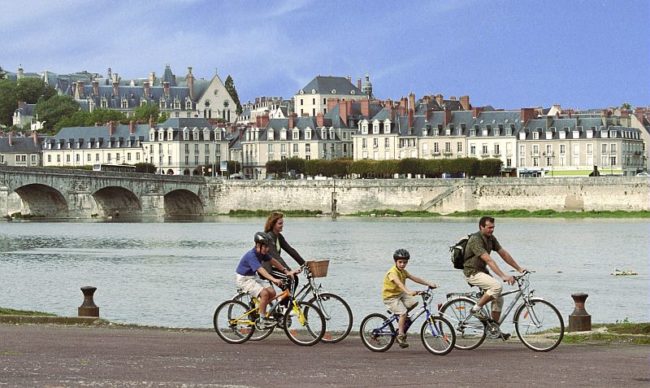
[
  {"xmin": 299, "ymin": 76, "xmax": 362, "ymax": 96},
  {"xmin": 0, "ymin": 136, "xmax": 42, "ymax": 153}
]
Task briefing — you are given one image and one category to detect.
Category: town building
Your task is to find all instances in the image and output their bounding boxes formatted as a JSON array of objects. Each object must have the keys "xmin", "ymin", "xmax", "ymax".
[
  {"xmin": 0, "ymin": 132, "xmax": 42, "ymax": 167},
  {"xmin": 237, "ymin": 96, "xmax": 292, "ymax": 124},
  {"xmin": 42, "ymin": 120, "xmax": 148, "ymax": 168},
  {"xmin": 146, "ymin": 117, "xmax": 229, "ymax": 175},
  {"xmin": 293, "ymin": 75, "xmax": 371, "ymax": 117}
]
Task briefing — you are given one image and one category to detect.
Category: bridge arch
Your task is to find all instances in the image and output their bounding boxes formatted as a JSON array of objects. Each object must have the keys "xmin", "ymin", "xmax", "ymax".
[
  {"xmin": 93, "ymin": 186, "xmax": 141, "ymax": 217},
  {"xmin": 164, "ymin": 189, "xmax": 204, "ymax": 216},
  {"xmin": 12, "ymin": 184, "xmax": 68, "ymax": 217}
]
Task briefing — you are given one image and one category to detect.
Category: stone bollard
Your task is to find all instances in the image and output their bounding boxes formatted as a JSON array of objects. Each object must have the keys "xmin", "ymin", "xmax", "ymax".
[
  {"xmin": 568, "ymin": 292, "xmax": 591, "ymax": 332},
  {"xmin": 78, "ymin": 286, "xmax": 100, "ymax": 317}
]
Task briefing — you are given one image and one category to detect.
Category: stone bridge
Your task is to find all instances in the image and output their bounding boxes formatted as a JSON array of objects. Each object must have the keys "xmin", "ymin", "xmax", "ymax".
[{"xmin": 0, "ymin": 166, "xmax": 207, "ymax": 218}]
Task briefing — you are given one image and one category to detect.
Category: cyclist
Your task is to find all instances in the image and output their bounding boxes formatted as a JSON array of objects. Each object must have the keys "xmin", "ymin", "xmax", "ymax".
[
  {"xmin": 263, "ymin": 212, "xmax": 305, "ymax": 292},
  {"xmin": 463, "ymin": 216, "xmax": 527, "ymax": 333},
  {"xmin": 382, "ymin": 249, "xmax": 438, "ymax": 348},
  {"xmin": 235, "ymin": 232, "xmax": 298, "ymax": 328}
]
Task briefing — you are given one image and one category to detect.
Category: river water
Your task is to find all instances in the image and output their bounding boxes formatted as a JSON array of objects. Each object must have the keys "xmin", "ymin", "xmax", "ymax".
[{"xmin": 0, "ymin": 217, "xmax": 648, "ymax": 329}]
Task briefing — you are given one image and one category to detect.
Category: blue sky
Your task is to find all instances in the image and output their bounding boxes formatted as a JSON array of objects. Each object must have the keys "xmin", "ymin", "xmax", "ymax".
[{"xmin": 2, "ymin": 0, "xmax": 648, "ymax": 110}]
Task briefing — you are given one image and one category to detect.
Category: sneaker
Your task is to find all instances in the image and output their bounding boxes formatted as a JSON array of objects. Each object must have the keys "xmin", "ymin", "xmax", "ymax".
[
  {"xmin": 396, "ymin": 334, "xmax": 409, "ymax": 348},
  {"xmin": 501, "ymin": 332, "xmax": 511, "ymax": 341},
  {"xmin": 470, "ymin": 307, "xmax": 490, "ymax": 322},
  {"xmin": 255, "ymin": 316, "xmax": 276, "ymax": 330}
]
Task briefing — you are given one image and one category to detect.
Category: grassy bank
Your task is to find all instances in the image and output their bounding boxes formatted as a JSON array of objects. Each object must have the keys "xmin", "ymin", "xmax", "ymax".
[
  {"xmin": 563, "ymin": 322, "xmax": 650, "ymax": 345},
  {"xmin": 0, "ymin": 307, "xmax": 56, "ymax": 317},
  {"xmin": 350, "ymin": 209, "xmax": 650, "ymax": 218},
  {"xmin": 227, "ymin": 209, "xmax": 323, "ymax": 217}
]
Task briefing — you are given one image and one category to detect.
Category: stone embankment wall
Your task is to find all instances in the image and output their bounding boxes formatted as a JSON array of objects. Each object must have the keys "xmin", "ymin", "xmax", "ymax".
[{"xmin": 206, "ymin": 177, "xmax": 650, "ymax": 215}]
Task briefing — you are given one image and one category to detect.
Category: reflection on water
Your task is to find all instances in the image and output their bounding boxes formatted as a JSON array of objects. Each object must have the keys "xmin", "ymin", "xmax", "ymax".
[{"xmin": 0, "ymin": 217, "xmax": 648, "ymax": 328}]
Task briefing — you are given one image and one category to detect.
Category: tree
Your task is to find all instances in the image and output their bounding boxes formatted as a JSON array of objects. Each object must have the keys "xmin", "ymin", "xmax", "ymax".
[
  {"xmin": 16, "ymin": 78, "xmax": 56, "ymax": 104},
  {"xmin": 133, "ymin": 103, "xmax": 160, "ymax": 123},
  {"xmin": 35, "ymin": 95, "xmax": 80, "ymax": 132},
  {"xmin": 0, "ymin": 79, "xmax": 18, "ymax": 126},
  {"xmin": 224, "ymin": 75, "xmax": 243, "ymax": 115}
]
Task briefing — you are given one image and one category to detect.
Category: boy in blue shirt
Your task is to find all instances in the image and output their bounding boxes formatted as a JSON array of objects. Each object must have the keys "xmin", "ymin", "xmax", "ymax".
[{"xmin": 236, "ymin": 232, "xmax": 299, "ymax": 327}]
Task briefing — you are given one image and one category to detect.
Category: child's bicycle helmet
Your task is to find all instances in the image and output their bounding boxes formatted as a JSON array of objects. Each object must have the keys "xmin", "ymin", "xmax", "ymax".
[
  {"xmin": 393, "ymin": 249, "xmax": 410, "ymax": 261},
  {"xmin": 254, "ymin": 231, "xmax": 271, "ymax": 246}
]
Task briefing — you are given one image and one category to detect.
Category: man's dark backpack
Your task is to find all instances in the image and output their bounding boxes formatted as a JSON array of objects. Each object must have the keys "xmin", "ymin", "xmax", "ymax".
[{"xmin": 450, "ymin": 234, "xmax": 473, "ymax": 269}]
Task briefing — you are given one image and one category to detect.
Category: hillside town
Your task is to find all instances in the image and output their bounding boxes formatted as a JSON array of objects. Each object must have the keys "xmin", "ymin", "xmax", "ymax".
[{"xmin": 0, "ymin": 65, "xmax": 648, "ymax": 178}]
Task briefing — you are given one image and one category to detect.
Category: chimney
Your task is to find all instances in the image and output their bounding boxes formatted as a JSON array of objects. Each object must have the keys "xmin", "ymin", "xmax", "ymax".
[
  {"xmin": 92, "ymin": 80, "xmax": 99, "ymax": 96},
  {"xmin": 435, "ymin": 94, "xmax": 444, "ymax": 107},
  {"xmin": 112, "ymin": 80, "xmax": 119, "ymax": 97},
  {"xmin": 460, "ymin": 95, "xmax": 470, "ymax": 110},
  {"xmin": 520, "ymin": 108, "xmax": 535, "ymax": 123},
  {"xmin": 408, "ymin": 93, "xmax": 416, "ymax": 111},
  {"xmin": 260, "ymin": 114, "xmax": 269, "ymax": 128},
  {"xmin": 149, "ymin": 72, "xmax": 156, "ymax": 86},
  {"xmin": 316, "ymin": 112, "xmax": 324, "ymax": 127},
  {"xmin": 408, "ymin": 108, "xmax": 414, "ymax": 129},
  {"xmin": 288, "ymin": 113, "xmax": 297, "ymax": 129},
  {"xmin": 339, "ymin": 101, "xmax": 348, "ymax": 127},
  {"xmin": 77, "ymin": 81, "xmax": 84, "ymax": 98},
  {"xmin": 472, "ymin": 107, "xmax": 484, "ymax": 119},
  {"xmin": 143, "ymin": 81, "xmax": 151, "ymax": 97},
  {"xmin": 32, "ymin": 130, "xmax": 38, "ymax": 145},
  {"xmin": 444, "ymin": 107, "xmax": 452, "ymax": 126},
  {"xmin": 399, "ymin": 97, "xmax": 408, "ymax": 116},
  {"xmin": 163, "ymin": 82, "xmax": 170, "ymax": 97},
  {"xmin": 8, "ymin": 131, "xmax": 12, "ymax": 146},
  {"xmin": 327, "ymin": 98, "xmax": 338, "ymax": 113},
  {"xmin": 187, "ymin": 66, "xmax": 195, "ymax": 100},
  {"xmin": 108, "ymin": 121, "xmax": 115, "ymax": 136},
  {"xmin": 357, "ymin": 79, "xmax": 362, "ymax": 90},
  {"xmin": 360, "ymin": 99, "xmax": 370, "ymax": 117},
  {"xmin": 129, "ymin": 120, "xmax": 135, "ymax": 134}
]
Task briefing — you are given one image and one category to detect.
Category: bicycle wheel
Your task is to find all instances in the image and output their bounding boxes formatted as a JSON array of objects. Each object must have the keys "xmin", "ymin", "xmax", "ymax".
[
  {"xmin": 213, "ymin": 300, "xmax": 254, "ymax": 344},
  {"xmin": 439, "ymin": 297, "xmax": 486, "ymax": 350},
  {"xmin": 359, "ymin": 313, "xmax": 395, "ymax": 352},
  {"xmin": 420, "ymin": 315, "xmax": 456, "ymax": 356},
  {"xmin": 283, "ymin": 301, "xmax": 325, "ymax": 346},
  {"xmin": 233, "ymin": 292, "xmax": 275, "ymax": 341},
  {"xmin": 308, "ymin": 292, "xmax": 353, "ymax": 343},
  {"xmin": 514, "ymin": 298, "xmax": 565, "ymax": 352}
]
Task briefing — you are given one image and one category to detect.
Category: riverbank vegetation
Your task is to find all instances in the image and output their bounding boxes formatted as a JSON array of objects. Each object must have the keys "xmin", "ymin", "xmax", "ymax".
[
  {"xmin": 227, "ymin": 209, "xmax": 323, "ymax": 217},
  {"xmin": 0, "ymin": 307, "xmax": 55, "ymax": 316},
  {"xmin": 563, "ymin": 322, "xmax": 650, "ymax": 345},
  {"xmin": 351, "ymin": 209, "xmax": 650, "ymax": 218}
]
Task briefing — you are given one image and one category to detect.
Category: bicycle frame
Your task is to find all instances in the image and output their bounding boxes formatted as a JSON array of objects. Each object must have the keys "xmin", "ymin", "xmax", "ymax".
[
  {"xmin": 447, "ymin": 273, "xmax": 536, "ymax": 326},
  {"xmin": 376, "ymin": 290, "xmax": 442, "ymax": 337}
]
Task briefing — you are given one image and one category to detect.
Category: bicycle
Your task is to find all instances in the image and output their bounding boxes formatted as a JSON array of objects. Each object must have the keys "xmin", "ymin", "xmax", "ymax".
[
  {"xmin": 439, "ymin": 271, "xmax": 564, "ymax": 352},
  {"xmin": 359, "ymin": 287, "xmax": 456, "ymax": 355},
  {"xmin": 213, "ymin": 278, "xmax": 326, "ymax": 346},
  {"xmin": 233, "ymin": 260, "xmax": 353, "ymax": 343}
]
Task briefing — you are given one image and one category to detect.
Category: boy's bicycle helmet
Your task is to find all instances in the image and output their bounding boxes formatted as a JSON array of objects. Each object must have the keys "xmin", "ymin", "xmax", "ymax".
[
  {"xmin": 393, "ymin": 249, "xmax": 410, "ymax": 260},
  {"xmin": 254, "ymin": 231, "xmax": 271, "ymax": 246}
]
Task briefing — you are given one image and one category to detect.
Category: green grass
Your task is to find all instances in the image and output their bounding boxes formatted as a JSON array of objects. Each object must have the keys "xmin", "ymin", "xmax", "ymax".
[
  {"xmin": 446, "ymin": 209, "xmax": 650, "ymax": 218},
  {"xmin": 227, "ymin": 209, "xmax": 323, "ymax": 217},
  {"xmin": 0, "ymin": 307, "xmax": 57, "ymax": 317},
  {"xmin": 353, "ymin": 209, "xmax": 441, "ymax": 217},
  {"xmin": 563, "ymin": 322, "xmax": 650, "ymax": 345}
]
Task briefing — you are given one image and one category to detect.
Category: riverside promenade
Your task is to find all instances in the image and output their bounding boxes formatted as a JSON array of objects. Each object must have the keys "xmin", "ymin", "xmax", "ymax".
[{"xmin": 0, "ymin": 323, "xmax": 648, "ymax": 387}]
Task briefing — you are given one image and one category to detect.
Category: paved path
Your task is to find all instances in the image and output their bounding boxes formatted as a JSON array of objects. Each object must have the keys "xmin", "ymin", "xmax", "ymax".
[{"xmin": 0, "ymin": 323, "xmax": 648, "ymax": 387}]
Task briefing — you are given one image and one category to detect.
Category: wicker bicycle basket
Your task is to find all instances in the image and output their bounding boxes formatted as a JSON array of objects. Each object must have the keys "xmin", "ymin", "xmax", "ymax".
[{"xmin": 306, "ymin": 260, "xmax": 330, "ymax": 278}]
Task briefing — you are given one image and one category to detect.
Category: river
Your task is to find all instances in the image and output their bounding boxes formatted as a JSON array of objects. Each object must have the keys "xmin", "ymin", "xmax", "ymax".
[{"xmin": 0, "ymin": 217, "xmax": 648, "ymax": 328}]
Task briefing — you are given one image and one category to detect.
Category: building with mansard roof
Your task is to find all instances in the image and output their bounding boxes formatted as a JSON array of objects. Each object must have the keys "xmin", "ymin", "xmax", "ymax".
[{"xmin": 294, "ymin": 75, "xmax": 371, "ymax": 118}]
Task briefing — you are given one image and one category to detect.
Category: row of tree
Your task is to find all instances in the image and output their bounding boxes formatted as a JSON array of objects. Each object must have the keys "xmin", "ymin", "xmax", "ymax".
[{"xmin": 266, "ymin": 157, "xmax": 503, "ymax": 178}]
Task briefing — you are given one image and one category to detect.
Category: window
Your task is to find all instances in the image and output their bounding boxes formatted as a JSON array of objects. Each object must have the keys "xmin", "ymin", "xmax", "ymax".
[
  {"xmin": 444, "ymin": 142, "xmax": 451, "ymax": 153},
  {"xmin": 305, "ymin": 144, "xmax": 310, "ymax": 153},
  {"xmin": 362, "ymin": 139, "xmax": 367, "ymax": 149},
  {"xmin": 127, "ymin": 152, "xmax": 131, "ymax": 161},
  {"xmin": 533, "ymin": 132, "xmax": 539, "ymax": 140},
  {"xmin": 116, "ymin": 154, "xmax": 120, "ymax": 162},
  {"xmin": 494, "ymin": 144, "xmax": 500, "ymax": 155},
  {"xmin": 87, "ymin": 154, "xmax": 91, "ymax": 162},
  {"xmin": 194, "ymin": 144, "xmax": 199, "ymax": 153},
  {"xmin": 373, "ymin": 138, "xmax": 378, "ymax": 148},
  {"xmin": 293, "ymin": 144, "xmax": 298, "ymax": 153},
  {"xmin": 611, "ymin": 143, "xmax": 617, "ymax": 153},
  {"xmin": 434, "ymin": 143, "xmax": 439, "ymax": 153},
  {"xmin": 482, "ymin": 144, "xmax": 488, "ymax": 155},
  {"xmin": 532, "ymin": 145, "xmax": 539, "ymax": 155},
  {"xmin": 602, "ymin": 144, "xmax": 608, "ymax": 153},
  {"xmin": 457, "ymin": 142, "xmax": 463, "ymax": 152},
  {"xmin": 560, "ymin": 145, "xmax": 566, "ymax": 154},
  {"xmin": 470, "ymin": 145, "xmax": 476, "ymax": 155},
  {"xmin": 205, "ymin": 144, "xmax": 210, "ymax": 153},
  {"xmin": 385, "ymin": 138, "xmax": 390, "ymax": 148}
]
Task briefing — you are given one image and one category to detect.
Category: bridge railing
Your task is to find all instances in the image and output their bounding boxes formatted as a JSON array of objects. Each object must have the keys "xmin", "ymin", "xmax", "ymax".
[{"xmin": 0, "ymin": 165, "xmax": 205, "ymax": 183}]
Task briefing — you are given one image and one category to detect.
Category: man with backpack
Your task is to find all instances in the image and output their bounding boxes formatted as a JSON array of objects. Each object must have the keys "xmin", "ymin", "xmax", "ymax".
[{"xmin": 463, "ymin": 216, "xmax": 527, "ymax": 329}]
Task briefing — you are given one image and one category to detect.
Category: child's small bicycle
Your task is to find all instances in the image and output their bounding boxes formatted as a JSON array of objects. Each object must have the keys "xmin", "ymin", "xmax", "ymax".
[{"xmin": 359, "ymin": 287, "xmax": 456, "ymax": 355}]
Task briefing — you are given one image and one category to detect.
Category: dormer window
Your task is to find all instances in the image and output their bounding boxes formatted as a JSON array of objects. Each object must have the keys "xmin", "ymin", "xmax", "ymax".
[
  {"xmin": 183, "ymin": 128, "xmax": 189, "ymax": 140},
  {"xmin": 268, "ymin": 129, "xmax": 274, "ymax": 141},
  {"xmin": 203, "ymin": 128, "xmax": 210, "ymax": 140},
  {"xmin": 293, "ymin": 129, "xmax": 299, "ymax": 140},
  {"xmin": 185, "ymin": 100, "xmax": 192, "ymax": 110},
  {"xmin": 174, "ymin": 99, "xmax": 181, "ymax": 110},
  {"xmin": 533, "ymin": 131, "xmax": 539, "ymax": 140},
  {"xmin": 167, "ymin": 128, "xmax": 174, "ymax": 141},
  {"xmin": 192, "ymin": 129, "xmax": 199, "ymax": 141},
  {"xmin": 214, "ymin": 129, "xmax": 221, "ymax": 140},
  {"xmin": 280, "ymin": 128, "xmax": 286, "ymax": 140},
  {"xmin": 384, "ymin": 119, "xmax": 391, "ymax": 134},
  {"xmin": 572, "ymin": 130, "xmax": 579, "ymax": 138},
  {"xmin": 121, "ymin": 99, "xmax": 128, "ymax": 109},
  {"xmin": 329, "ymin": 129, "xmax": 335, "ymax": 139},
  {"xmin": 321, "ymin": 128, "xmax": 327, "ymax": 139},
  {"xmin": 101, "ymin": 98, "xmax": 108, "ymax": 109},
  {"xmin": 305, "ymin": 129, "xmax": 311, "ymax": 140}
]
